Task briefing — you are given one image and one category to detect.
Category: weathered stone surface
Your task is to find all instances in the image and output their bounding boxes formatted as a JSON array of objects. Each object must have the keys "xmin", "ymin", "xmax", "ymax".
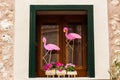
[{"xmin": 0, "ymin": 0, "xmax": 14, "ymax": 79}]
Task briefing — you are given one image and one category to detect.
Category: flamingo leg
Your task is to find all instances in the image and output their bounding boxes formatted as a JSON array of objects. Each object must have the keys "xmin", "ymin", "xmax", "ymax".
[
  {"xmin": 49, "ymin": 51, "xmax": 52, "ymax": 63},
  {"xmin": 43, "ymin": 51, "xmax": 49, "ymax": 64},
  {"xmin": 72, "ymin": 40, "xmax": 74, "ymax": 63},
  {"xmin": 66, "ymin": 40, "xmax": 71, "ymax": 47},
  {"xmin": 67, "ymin": 40, "xmax": 74, "ymax": 63},
  {"xmin": 66, "ymin": 39, "xmax": 74, "ymax": 63},
  {"xmin": 68, "ymin": 43, "xmax": 73, "ymax": 49}
]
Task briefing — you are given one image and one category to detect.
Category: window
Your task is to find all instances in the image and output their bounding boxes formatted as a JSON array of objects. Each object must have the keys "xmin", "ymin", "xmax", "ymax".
[
  {"xmin": 29, "ymin": 5, "xmax": 94, "ymax": 77},
  {"xmin": 36, "ymin": 15, "xmax": 87, "ymax": 77}
]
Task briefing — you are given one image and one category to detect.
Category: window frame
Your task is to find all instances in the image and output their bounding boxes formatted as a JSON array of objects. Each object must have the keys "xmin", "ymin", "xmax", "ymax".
[{"xmin": 29, "ymin": 5, "xmax": 94, "ymax": 77}]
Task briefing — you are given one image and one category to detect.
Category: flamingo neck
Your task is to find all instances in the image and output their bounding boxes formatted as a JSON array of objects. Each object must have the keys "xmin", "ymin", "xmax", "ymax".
[
  {"xmin": 43, "ymin": 41, "xmax": 47, "ymax": 48},
  {"xmin": 65, "ymin": 30, "xmax": 68, "ymax": 37}
]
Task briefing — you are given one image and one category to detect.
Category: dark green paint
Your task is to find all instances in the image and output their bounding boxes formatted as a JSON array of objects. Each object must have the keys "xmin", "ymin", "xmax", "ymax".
[{"xmin": 29, "ymin": 6, "xmax": 36, "ymax": 77}]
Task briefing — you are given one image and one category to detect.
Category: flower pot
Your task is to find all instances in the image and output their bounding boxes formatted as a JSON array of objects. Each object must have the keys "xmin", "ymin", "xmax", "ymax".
[
  {"xmin": 56, "ymin": 70, "xmax": 66, "ymax": 77},
  {"xmin": 66, "ymin": 70, "xmax": 77, "ymax": 77},
  {"xmin": 45, "ymin": 69, "xmax": 56, "ymax": 77}
]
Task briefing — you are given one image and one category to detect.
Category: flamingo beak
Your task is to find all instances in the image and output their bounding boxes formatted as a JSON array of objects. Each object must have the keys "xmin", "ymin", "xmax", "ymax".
[{"xmin": 63, "ymin": 29, "xmax": 66, "ymax": 32}]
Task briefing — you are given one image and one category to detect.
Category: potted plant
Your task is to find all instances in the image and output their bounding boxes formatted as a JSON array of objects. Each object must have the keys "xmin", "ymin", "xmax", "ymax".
[
  {"xmin": 43, "ymin": 63, "xmax": 56, "ymax": 77},
  {"xmin": 65, "ymin": 63, "xmax": 77, "ymax": 77},
  {"xmin": 56, "ymin": 62, "xmax": 66, "ymax": 77},
  {"xmin": 109, "ymin": 50, "xmax": 120, "ymax": 80}
]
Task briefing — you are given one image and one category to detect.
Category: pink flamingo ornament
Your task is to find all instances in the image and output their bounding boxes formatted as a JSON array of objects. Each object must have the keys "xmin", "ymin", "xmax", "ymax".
[
  {"xmin": 42, "ymin": 37, "xmax": 60, "ymax": 64},
  {"xmin": 63, "ymin": 27, "xmax": 81, "ymax": 63}
]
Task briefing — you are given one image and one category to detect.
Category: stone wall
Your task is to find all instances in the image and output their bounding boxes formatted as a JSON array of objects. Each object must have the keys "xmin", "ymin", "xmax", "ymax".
[
  {"xmin": 108, "ymin": 0, "xmax": 120, "ymax": 79},
  {"xmin": 0, "ymin": 0, "xmax": 14, "ymax": 80},
  {"xmin": 108, "ymin": 0, "xmax": 120, "ymax": 62}
]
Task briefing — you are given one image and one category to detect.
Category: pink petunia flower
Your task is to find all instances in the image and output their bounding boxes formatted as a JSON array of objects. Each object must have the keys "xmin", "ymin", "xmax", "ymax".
[
  {"xmin": 56, "ymin": 62, "xmax": 63, "ymax": 67},
  {"xmin": 43, "ymin": 63, "xmax": 52, "ymax": 71},
  {"xmin": 56, "ymin": 62, "xmax": 64, "ymax": 72}
]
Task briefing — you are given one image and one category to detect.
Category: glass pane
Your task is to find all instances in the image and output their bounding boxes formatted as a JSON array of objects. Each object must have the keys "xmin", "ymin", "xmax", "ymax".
[
  {"xmin": 66, "ymin": 25, "xmax": 82, "ymax": 66},
  {"xmin": 41, "ymin": 25, "xmax": 59, "ymax": 67}
]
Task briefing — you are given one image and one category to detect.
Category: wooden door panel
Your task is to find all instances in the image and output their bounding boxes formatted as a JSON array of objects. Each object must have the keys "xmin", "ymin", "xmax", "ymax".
[
  {"xmin": 65, "ymin": 25, "xmax": 82, "ymax": 66},
  {"xmin": 63, "ymin": 16, "xmax": 87, "ymax": 77},
  {"xmin": 36, "ymin": 15, "xmax": 87, "ymax": 77}
]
